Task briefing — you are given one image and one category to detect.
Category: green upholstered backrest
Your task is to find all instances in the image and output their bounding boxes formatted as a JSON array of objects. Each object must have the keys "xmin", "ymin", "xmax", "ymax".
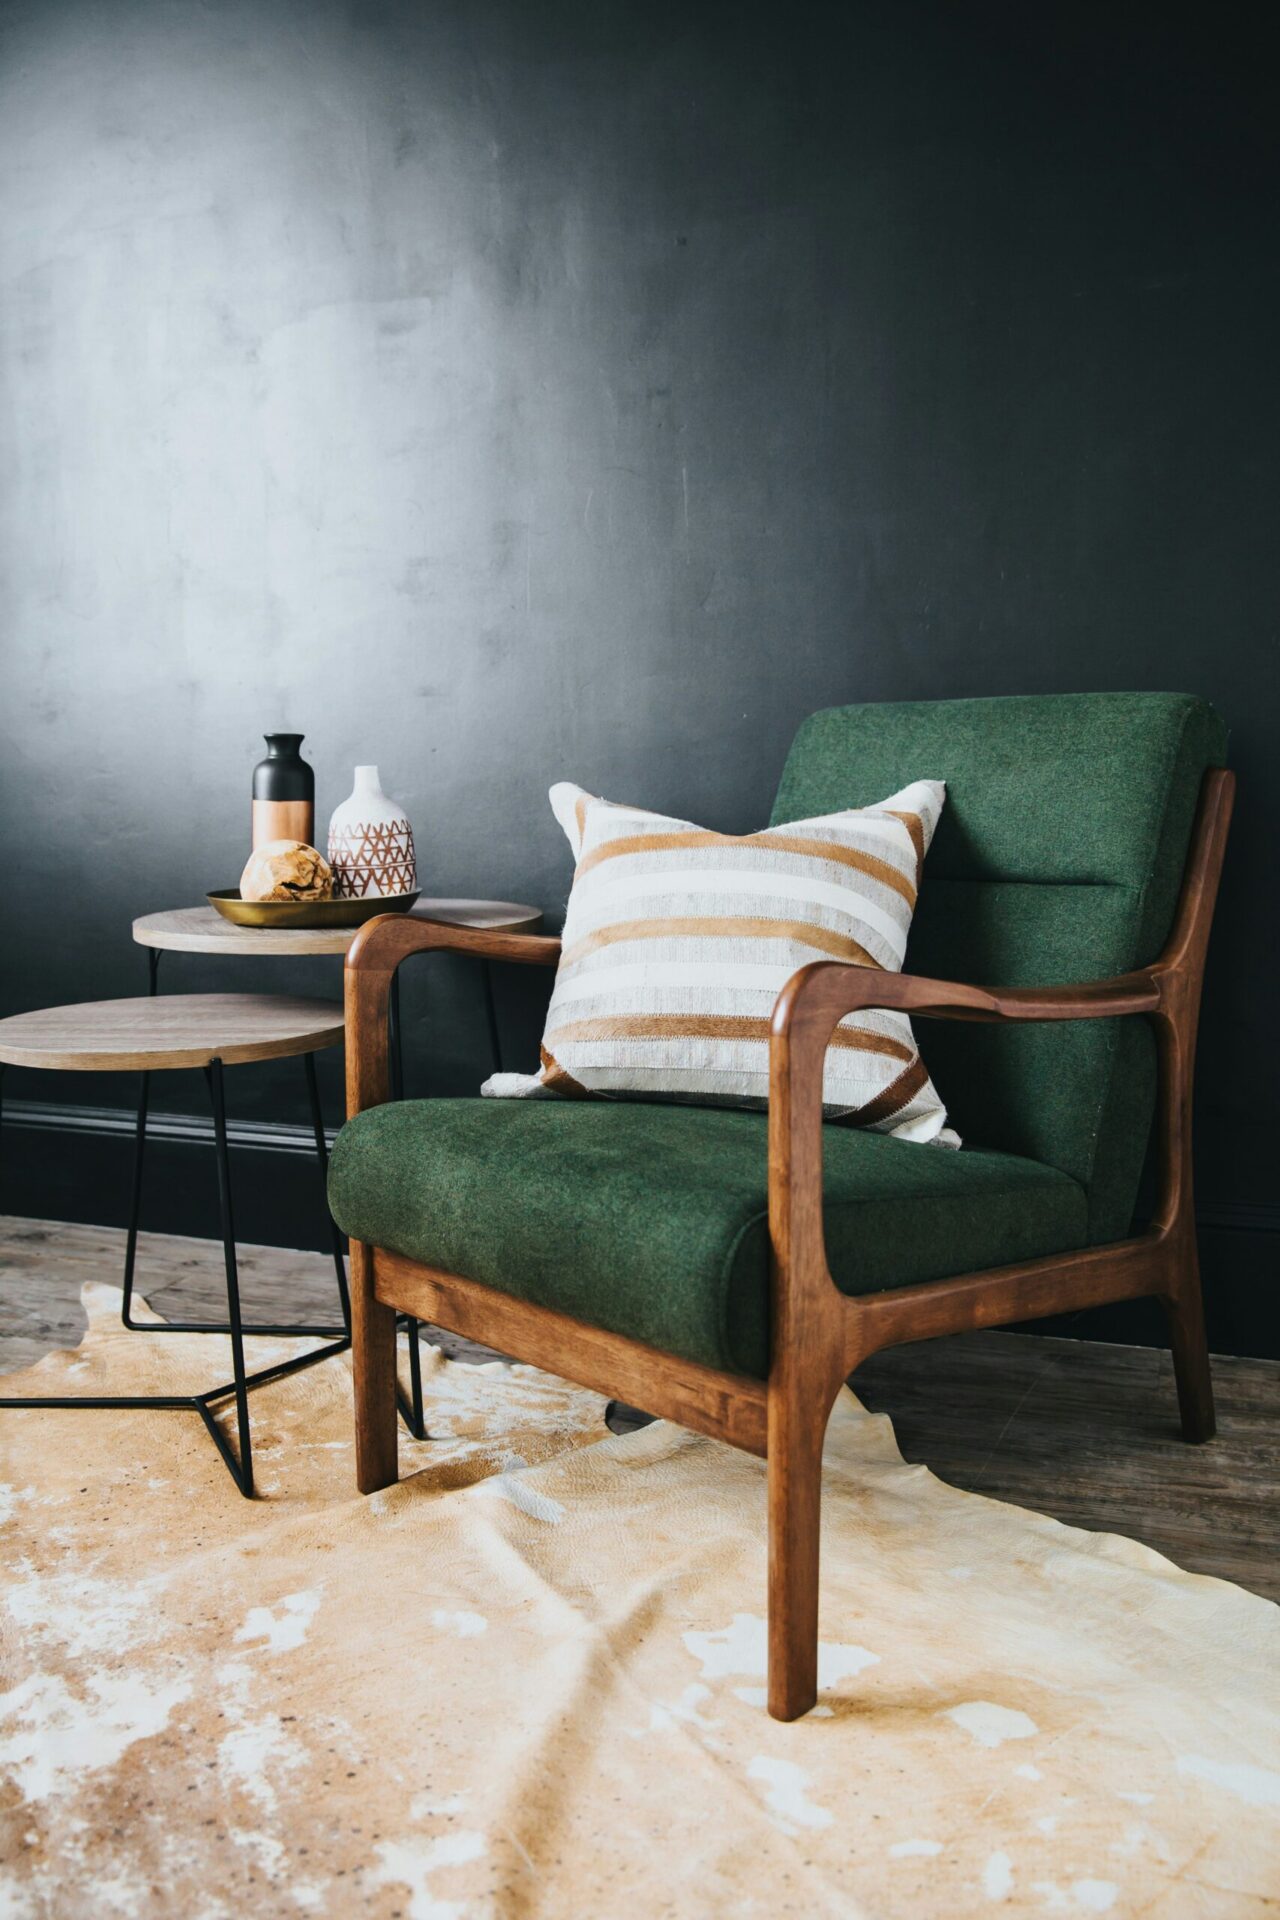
[{"xmin": 771, "ymin": 693, "xmax": 1228, "ymax": 1241}]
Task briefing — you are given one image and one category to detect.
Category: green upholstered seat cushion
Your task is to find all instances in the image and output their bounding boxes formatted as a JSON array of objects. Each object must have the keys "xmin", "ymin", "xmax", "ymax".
[
  {"xmin": 772, "ymin": 693, "xmax": 1227, "ymax": 1240},
  {"xmin": 329, "ymin": 1098, "xmax": 1087, "ymax": 1380}
]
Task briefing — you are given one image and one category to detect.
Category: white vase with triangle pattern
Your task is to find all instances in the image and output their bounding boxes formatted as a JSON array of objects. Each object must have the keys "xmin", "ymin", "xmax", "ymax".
[{"xmin": 327, "ymin": 766, "xmax": 418, "ymax": 898}]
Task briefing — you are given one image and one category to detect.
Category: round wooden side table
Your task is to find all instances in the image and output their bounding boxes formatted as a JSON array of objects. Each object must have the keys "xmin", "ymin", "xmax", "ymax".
[
  {"xmin": 133, "ymin": 898, "xmax": 542, "ymax": 956},
  {"xmin": 133, "ymin": 898, "xmax": 541, "ymax": 1085},
  {"xmin": 131, "ymin": 898, "xmax": 542, "ymax": 1439},
  {"xmin": 0, "ymin": 994, "xmax": 346, "ymax": 1498}
]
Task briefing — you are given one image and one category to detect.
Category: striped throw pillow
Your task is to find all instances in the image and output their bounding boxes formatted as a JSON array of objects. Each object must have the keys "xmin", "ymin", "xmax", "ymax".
[{"xmin": 482, "ymin": 780, "xmax": 958, "ymax": 1145}]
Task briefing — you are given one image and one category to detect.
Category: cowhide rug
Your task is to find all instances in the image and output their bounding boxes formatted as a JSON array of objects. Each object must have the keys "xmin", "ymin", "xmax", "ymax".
[{"xmin": 1, "ymin": 1284, "xmax": 1277, "ymax": 1917}]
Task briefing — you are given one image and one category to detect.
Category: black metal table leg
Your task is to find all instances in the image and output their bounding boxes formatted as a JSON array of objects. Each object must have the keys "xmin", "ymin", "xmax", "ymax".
[
  {"xmin": 0, "ymin": 1043, "xmax": 353, "ymax": 1497},
  {"xmin": 117, "ymin": 1031, "xmax": 347, "ymax": 1341},
  {"xmin": 304, "ymin": 1050, "xmax": 350, "ymax": 1329},
  {"xmin": 401, "ymin": 1317, "xmax": 426, "ymax": 1438},
  {"xmin": 121, "ymin": 949, "xmax": 160, "ymax": 1328},
  {"xmin": 120, "ymin": 1068, "xmax": 151, "ymax": 1328},
  {"xmin": 203, "ymin": 1058, "xmax": 254, "ymax": 1497}
]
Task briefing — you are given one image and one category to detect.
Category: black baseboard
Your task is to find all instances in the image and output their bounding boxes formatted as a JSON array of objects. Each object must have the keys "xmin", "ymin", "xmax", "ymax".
[
  {"xmin": 3, "ymin": 1096, "xmax": 339, "ymax": 1158},
  {"xmin": 3, "ymin": 1098, "xmax": 1278, "ymax": 1359},
  {"xmin": 1, "ymin": 1098, "xmax": 339, "ymax": 1260}
]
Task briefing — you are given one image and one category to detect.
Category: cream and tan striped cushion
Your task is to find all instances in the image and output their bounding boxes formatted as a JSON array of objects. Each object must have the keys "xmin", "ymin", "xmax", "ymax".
[{"xmin": 482, "ymin": 780, "xmax": 958, "ymax": 1144}]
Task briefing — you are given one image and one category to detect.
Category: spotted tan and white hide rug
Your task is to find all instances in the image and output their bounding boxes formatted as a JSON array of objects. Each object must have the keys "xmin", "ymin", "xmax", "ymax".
[{"xmin": 1, "ymin": 1284, "xmax": 1277, "ymax": 1918}]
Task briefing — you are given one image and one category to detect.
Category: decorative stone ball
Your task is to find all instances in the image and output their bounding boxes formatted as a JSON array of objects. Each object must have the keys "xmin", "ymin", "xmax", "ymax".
[{"xmin": 239, "ymin": 840, "xmax": 334, "ymax": 903}]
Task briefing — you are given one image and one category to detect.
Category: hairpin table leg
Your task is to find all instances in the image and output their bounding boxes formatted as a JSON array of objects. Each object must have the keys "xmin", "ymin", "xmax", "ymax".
[
  {"xmin": 304, "ymin": 1049, "xmax": 350, "ymax": 1329},
  {"xmin": 121, "ymin": 948, "xmax": 160, "ymax": 1328},
  {"xmin": 203, "ymin": 1058, "xmax": 253, "ymax": 1496},
  {"xmin": 0, "ymin": 1048, "xmax": 352, "ymax": 1498}
]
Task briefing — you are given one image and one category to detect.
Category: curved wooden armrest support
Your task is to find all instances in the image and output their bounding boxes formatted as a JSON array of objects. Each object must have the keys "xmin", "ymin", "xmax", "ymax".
[
  {"xmin": 767, "ymin": 766, "xmax": 1235, "ymax": 1340},
  {"xmin": 765, "ymin": 961, "xmax": 1164, "ymax": 1393},
  {"xmin": 345, "ymin": 915, "xmax": 561, "ymax": 1117},
  {"xmin": 347, "ymin": 915, "xmax": 561, "ymax": 975}
]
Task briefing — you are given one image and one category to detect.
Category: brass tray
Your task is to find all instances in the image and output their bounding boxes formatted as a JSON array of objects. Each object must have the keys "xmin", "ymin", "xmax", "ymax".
[{"xmin": 208, "ymin": 888, "xmax": 420, "ymax": 929}]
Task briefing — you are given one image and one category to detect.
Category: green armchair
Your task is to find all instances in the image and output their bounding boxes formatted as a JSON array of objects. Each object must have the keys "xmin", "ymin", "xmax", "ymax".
[{"xmin": 329, "ymin": 692, "xmax": 1233, "ymax": 1720}]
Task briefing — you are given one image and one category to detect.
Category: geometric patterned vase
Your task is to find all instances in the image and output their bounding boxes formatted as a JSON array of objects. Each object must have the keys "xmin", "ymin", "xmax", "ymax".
[{"xmin": 327, "ymin": 765, "xmax": 418, "ymax": 898}]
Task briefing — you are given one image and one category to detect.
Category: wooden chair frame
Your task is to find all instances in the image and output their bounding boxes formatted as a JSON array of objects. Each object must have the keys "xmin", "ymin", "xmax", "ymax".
[{"xmin": 344, "ymin": 768, "xmax": 1234, "ymax": 1721}]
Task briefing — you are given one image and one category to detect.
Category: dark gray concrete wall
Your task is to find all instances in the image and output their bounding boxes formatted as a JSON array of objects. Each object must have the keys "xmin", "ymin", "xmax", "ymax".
[{"xmin": 2, "ymin": 2, "xmax": 1276, "ymax": 1341}]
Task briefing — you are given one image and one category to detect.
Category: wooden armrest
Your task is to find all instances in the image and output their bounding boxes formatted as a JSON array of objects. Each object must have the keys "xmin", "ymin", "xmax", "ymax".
[
  {"xmin": 345, "ymin": 915, "xmax": 560, "ymax": 1116},
  {"xmin": 771, "ymin": 959, "xmax": 1161, "ymax": 1050},
  {"xmin": 766, "ymin": 960, "xmax": 1163, "ymax": 1299},
  {"xmin": 773, "ymin": 962, "xmax": 1165, "ymax": 1036},
  {"xmin": 765, "ymin": 765, "xmax": 1236, "ymax": 1343},
  {"xmin": 347, "ymin": 915, "xmax": 561, "ymax": 975}
]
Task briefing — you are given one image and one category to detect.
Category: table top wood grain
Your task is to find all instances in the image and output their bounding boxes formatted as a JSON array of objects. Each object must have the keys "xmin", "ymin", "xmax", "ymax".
[
  {"xmin": 0, "ymin": 994, "xmax": 344, "ymax": 1071},
  {"xmin": 132, "ymin": 899, "xmax": 541, "ymax": 956}
]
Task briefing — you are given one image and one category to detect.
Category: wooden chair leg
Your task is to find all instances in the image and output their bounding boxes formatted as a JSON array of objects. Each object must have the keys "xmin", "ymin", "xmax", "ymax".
[
  {"xmin": 1164, "ymin": 1239, "xmax": 1215, "ymax": 1444},
  {"xmin": 766, "ymin": 1378, "xmax": 835, "ymax": 1721},
  {"xmin": 350, "ymin": 1241, "xmax": 400, "ymax": 1492}
]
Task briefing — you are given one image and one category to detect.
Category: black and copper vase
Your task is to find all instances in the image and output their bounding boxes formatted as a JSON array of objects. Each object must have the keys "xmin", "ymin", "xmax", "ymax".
[{"xmin": 252, "ymin": 734, "xmax": 315, "ymax": 849}]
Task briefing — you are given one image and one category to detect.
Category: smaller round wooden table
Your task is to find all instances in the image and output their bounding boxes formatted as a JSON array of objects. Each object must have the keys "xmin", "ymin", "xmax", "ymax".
[
  {"xmin": 0, "ymin": 993, "xmax": 342, "ymax": 1070},
  {"xmin": 0, "ymin": 994, "xmax": 347, "ymax": 1499}
]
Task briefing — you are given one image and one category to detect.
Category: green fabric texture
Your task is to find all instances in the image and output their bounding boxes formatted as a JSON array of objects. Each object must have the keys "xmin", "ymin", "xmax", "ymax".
[
  {"xmin": 771, "ymin": 692, "xmax": 1227, "ymax": 1239},
  {"xmin": 329, "ymin": 1099, "xmax": 1087, "ymax": 1379}
]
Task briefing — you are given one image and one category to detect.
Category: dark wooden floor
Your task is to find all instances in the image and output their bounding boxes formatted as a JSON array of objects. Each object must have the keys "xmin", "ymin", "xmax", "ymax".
[
  {"xmin": 855, "ymin": 1332, "xmax": 1278, "ymax": 1600},
  {"xmin": 3, "ymin": 1214, "xmax": 1276, "ymax": 1602}
]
